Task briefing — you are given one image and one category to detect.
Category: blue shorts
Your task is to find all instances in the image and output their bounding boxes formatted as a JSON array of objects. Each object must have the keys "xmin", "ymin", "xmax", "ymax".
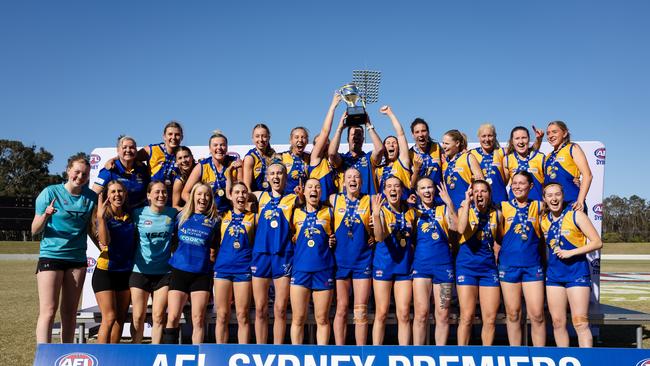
[
  {"xmin": 251, "ymin": 251, "xmax": 293, "ymax": 279},
  {"xmin": 498, "ymin": 265, "xmax": 544, "ymax": 283},
  {"xmin": 412, "ymin": 263, "xmax": 454, "ymax": 284},
  {"xmin": 291, "ymin": 269, "xmax": 334, "ymax": 291},
  {"xmin": 456, "ymin": 266, "xmax": 499, "ymax": 287},
  {"xmin": 214, "ymin": 271, "xmax": 252, "ymax": 282},
  {"xmin": 336, "ymin": 267, "xmax": 372, "ymax": 280},
  {"xmin": 546, "ymin": 274, "xmax": 591, "ymax": 288},
  {"xmin": 373, "ymin": 268, "xmax": 412, "ymax": 282}
]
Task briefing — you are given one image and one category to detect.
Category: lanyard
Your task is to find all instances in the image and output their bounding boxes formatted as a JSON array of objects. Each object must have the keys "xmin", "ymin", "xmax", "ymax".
[
  {"xmin": 160, "ymin": 143, "xmax": 176, "ymax": 180},
  {"xmin": 290, "ymin": 153, "xmax": 307, "ymax": 181},
  {"xmin": 514, "ymin": 150, "xmax": 532, "ymax": 172},
  {"xmin": 343, "ymin": 195, "xmax": 360, "ymax": 232},
  {"xmin": 511, "ymin": 199, "xmax": 531, "ymax": 239},
  {"xmin": 303, "ymin": 210, "xmax": 318, "ymax": 238},
  {"xmin": 444, "ymin": 153, "xmax": 460, "ymax": 185},
  {"xmin": 207, "ymin": 158, "xmax": 226, "ymax": 193},
  {"xmin": 413, "ymin": 144, "xmax": 433, "ymax": 174},
  {"xmin": 229, "ymin": 212, "xmax": 245, "ymax": 239},
  {"xmin": 546, "ymin": 143, "xmax": 567, "ymax": 170},
  {"xmin": 472, "ymin": 204, "xmax": 494, "ymax": 246},
  {"xmin": 380, "ymin": 163, "xmax": 393, "ymax": 188},
  {"xmin": 547, "ymin": 207, "xmax": 570, "ymax": 250},
  {"xmin": 477, "ymin": 148, "xmax": 495, "ymax": 178}
]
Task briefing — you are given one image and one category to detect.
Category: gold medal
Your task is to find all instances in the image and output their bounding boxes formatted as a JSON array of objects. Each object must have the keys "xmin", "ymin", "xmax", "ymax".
[
  {"xmin": 262, "ymin": 181, "xmax": 270, "ymax": 189},
  {"xmin": 400, "ymin": 238, "xmax": 407, "ymax": 247},
  {"xmin": 307, "ymin": 239, "xmax": 315, "ymax": 247},
  {"xmin": 521, "ymin": 233, "xmax": 528, "ymax": 241},
  {"xmin": 217, "ymin": 189, "xmax": 225, "ymax": 197},
  {"xmin": 486, "ymin": 177, "xmax": 493, "ymax": 185},
  {"xmin": 233, "ymin": 241, "xmax": 241, "ymax": 249},
  {"xmin": 550, "ymin": 172, "xmax": 557, "ymax": 179},
  {"xmin": 432, "ymin": 232, "xmax": 440, "ymax": 240},
  {"xmin": 270, "ymin": 220, "xmax": 279, "ymax": 228}
]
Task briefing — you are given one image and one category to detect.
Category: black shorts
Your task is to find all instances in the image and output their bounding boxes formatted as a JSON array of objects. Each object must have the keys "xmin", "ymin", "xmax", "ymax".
[
  {"xmin": 92, "ymin": 268, "xmax": 131, "ymax": 293},
  {"xmin": 36, "ymin": 257, "xmax": 87, "ymax": 274},
  {"xmin": 129, "ymin": 272, "xmax": 171, "ymax": 293},
  {"xmin": 169, "ymin": 267, "xmax": 212, "ymax": 294}
]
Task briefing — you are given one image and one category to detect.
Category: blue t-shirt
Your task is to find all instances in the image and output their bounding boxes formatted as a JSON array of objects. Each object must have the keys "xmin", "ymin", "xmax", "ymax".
[
  {"xmin": 170, "ymin": 213, "xmax": 219, "ymax": 274},
  {"xmin": 133, "ymin": 206, "xmax": 177, "ymax": 275},
  {"xmin": 95, "ymin": 160, "xmax": 150, "ymax": 209},
  {"xmin": 35, "ymin": 184, "xmax": 97, "ymax": 262}
]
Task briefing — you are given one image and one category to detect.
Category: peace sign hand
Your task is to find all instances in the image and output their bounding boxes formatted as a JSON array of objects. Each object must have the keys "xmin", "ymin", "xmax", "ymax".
[{"xmin": 96, "ymin": 194, "xmax": 108, "ymax": 219}]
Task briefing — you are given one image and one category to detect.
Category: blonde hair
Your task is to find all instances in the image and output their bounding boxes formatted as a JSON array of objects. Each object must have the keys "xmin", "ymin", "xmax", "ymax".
[
  {"xmin": 548, "ymin": 121, "xmax": 571, "ymax": 144},
  {"xmin": 178, "ymin": 182, "xmax": 218, "ymax": 226},
  {"xmin": 477, "ymin": 123, "xmax": 500, "ymax": 148},
  {"xmin": 444, "ymin": 129, "xmax": 467, "ymax": 152}
]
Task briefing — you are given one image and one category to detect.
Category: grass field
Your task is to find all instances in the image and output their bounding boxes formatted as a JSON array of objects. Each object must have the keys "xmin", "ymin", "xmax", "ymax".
[{"xmin": 1, "ymin": 242, "xmax": 649, "ymax": 365}]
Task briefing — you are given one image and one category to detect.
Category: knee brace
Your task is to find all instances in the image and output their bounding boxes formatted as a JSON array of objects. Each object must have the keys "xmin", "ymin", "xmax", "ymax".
[
  {"xmin": 572, "ymin": 315, "xmax": 589, "ymax": 328},
  {"xmin": 353, "ymin": 304, "xmax": 368, "ymax": 325}
]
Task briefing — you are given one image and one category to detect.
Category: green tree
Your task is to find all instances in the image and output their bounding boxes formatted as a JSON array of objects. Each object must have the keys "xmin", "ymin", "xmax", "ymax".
[{"xmin": 0, "ymin": 140, "xmax": 62, "ymax": 196}]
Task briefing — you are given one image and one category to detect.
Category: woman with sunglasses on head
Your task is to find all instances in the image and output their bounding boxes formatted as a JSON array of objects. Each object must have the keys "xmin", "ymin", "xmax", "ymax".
[
  {"xmin": 541, "ymin": 183, "xmax": 602, "ymax": 347},
  {"xmin": 250, "ymin": 162, "xmax": 300, "ymax": 344},
  {"xmin": 371, "ymin": 175, "xmax": 416, "ymax": 345},
  {"xmin": 129, "ymin": 181, "xmax": 177, "ymax": 344},
  {"xmin": 544, "ymin": 121, "xmax": 593, "ymax": 212},
  {"xmin": 469, "ymin": 124, "xmax": 508, "ymax": 205},
  {"xmin": 330, "ymin": 167, "xmax": 373, "ymax": 345},
  {"xmin": 504, "ymin": 126, "xmax": 545, "ymax": 201},
  {"xmin": 412, "ymin": 178, "xmax": 457, "ymax": 345},
  {"xmin": 376, "ymin": 106, "xmax": 412, "ymax": 200},
  {"xmin": 162, "ymin": 182, "xmax": 219, "ymax": 345},
  {"xmin": 32, "ymin": 154, "xmax": 97, "ymax": 344},
  {"xmin": 92, "ymin": 180, "xmax": 136, "ymax": 344},
  {"xmin": 456, "ymin": 180, "xmax": 503, "ymax": 346},
  {"xmin": 499, "ymin": 171, "xmax": 546, "ymax": 346},
  {"xmin": 243, "ymin": 123, "xmax": 276, "ymax": 192},
  {"xmin": 171, "ymin": 146, "xmax": 196, "ymax": 210},
  {"xmin": 441, "ymin": 129, "xmax": 484, "ymax": 210},
  {"xmin": 214, "ymin": 182, "xmax": 256, "ymax": 344}
]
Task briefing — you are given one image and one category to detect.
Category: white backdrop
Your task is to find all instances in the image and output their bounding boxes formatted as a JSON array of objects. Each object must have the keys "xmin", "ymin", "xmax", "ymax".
[{"xmin": 82, "ymin": 141, "xmax": 605, "ymax": 310}]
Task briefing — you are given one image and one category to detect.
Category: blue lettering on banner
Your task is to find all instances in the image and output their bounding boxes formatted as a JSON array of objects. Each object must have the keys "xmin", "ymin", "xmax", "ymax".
[
  {"xmin": 34, "ymin": 344, "xmax": 650, "ymax": 366},
  {"xmin": 592, "ymin": 203, "xmax": 603, "ymax": 221},
  {"xmin": 594, "ymin": 148, "xmax": 606, "ymax": 166}
]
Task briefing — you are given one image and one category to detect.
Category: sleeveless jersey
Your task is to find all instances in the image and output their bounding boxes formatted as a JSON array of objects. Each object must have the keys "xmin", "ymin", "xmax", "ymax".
[
  {"xmin": 133, "ymin": 206, "xmax": 177, "ymax": 275},
  {"xmin": 245, "ymin": 148, "xmax": 271, "ymax": 192},
  {"xmin": 254, "ymin": 192, "xmax": 297, "ymax": 254},
  {"xmin": 147, "ymin": 143, "xmax": 176, "ymax": 184},
  {"xmin": 457, "ymin": 206, "xmax": 498, "ymax": 270},
  {"xmin": 376, "ymin": 158, "xmax": 412, "ymax": 200},
  {"xmin": 409, "ymin": 142, "xmax": 443, "ymax": 186},
  {"xmin": 95, "ymin": 160, "xmax": 150, "ymax": 209},
  {"xmin": 414, "ymin": 205, "xmax": 452, "ymax": 267},
  {"xmin": 540, "ymin": 209, "xmax": 590, "ymax": 280},
  {"xmin": 198, "ymin": 156, "xmax": 235, "ymax": 214},
  {"xmin": 281, "ymin": 151, "xmax": 310, "ymax": 195},
  {"xmin": 442, "ymin": 152, "xmax": 473, "ymax": 210},
  {"xmin": 505, "ymin": 150, "xmax": 545, "ymax": 201},
  {"xmin": 169, "ymin": 213, "xmax": 219, "ymax": 274},
  {"xmin": 544, "ymin": 143, "xmax": 581, "ymax": 203},
  {"xmin": 470, "ymin": 147, "xmax": 508, "ymax": 204},
  {"xmin": 309, "ymin": 158, "xmax": 338, "ymax": 202},
  {"xmin": 215, "ymin": 210, "xmax": 256, "ymax": 274},
  {"xmin": 338, "ymin": 151, "xmax": 377, "ymax": 196},
  {"xmin": 499, "ymin": 200, "xmax": 542, "ymax": 267},
  {"xmin": 332, "ymin": 194, "xmax": 372, "ymax": 270},
  {"xmin": 373, "ymin": 205, "xmax": 416, "ymax": 275},
  {"xmin": 96, "ymin": 213, "xmax": 136, "ymax": 271},
  {"xmin": 292, "ymin": 207, "xmax": 334, "ymax": 272}
]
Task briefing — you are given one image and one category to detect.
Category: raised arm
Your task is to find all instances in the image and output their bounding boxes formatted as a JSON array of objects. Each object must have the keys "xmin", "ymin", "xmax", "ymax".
[
  {"xmin": 531, "ymin": 125, "xmax": 544, "ymax": 152},
  {"xmin": 380, "ymin": 105, "xmax": 410, "ymax": 167},
  {"xmin": 438, "ymin": 183, "xmax": 458, "ymax": 232},
  {"xmin": 242, "ymin": 154, "xmax": 255, "ymax": 191},
  {"xmin": 328, "ymin": 113, "xmax": 347, "ymax": 169},
  {"xmin": 371, "ymin": 195, "xmax": 387, "ymax": 242},
  {"xmin": 311, "ymin": 93, "xmax": 341, "ymax": 166},
  {"xmin": 468, "ymin": 154, "xmax": 485, "ymax": 181},
  {"xmin": 367, "ymin": 116, "xmax": 386, "ymax": 166},
  {"xmin": 456, "ymin": 187, "xmax": 472, "ymax": 234}
]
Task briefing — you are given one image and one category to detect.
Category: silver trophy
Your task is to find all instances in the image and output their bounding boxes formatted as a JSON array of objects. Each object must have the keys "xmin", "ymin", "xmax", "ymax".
[{"xmin": 339, "ymin": 70, "xmax": 381, "ymax": 126}]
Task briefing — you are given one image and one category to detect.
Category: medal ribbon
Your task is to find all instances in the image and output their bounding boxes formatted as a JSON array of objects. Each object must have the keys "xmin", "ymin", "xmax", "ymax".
[
  {"xmin": 343, "ymin": 195, "xmax": 360, "ymax": 232},
  {"xmin": 265, "ymin": 195, "xmax": 281, "ymax": 222},
  {"xmin": 511, "ymin": 199, "xmax": 530, "ymax": 239},
  {"xmin": 478, "ymin": 148, "xmax": 495, "ymax": 179},
  {"xmin": 413, "ymin": 144, "xmax": 433, "ymax": 176},
  {"xmin": 444, "ymin": 153, "xmax": 460, "ymax": 186},
  {"xmin": 290, "ymin": 153, "xmax": 307, "ymax": 182},
  {"xmin": 547, "ymin": 206, "xmax": 570, "ymax": 251},
  {"xmin": 230, "ymin": 212, "xmax": 245, "ymax": 240},
  {"xmin": 208, "ymin": 158, "xmax": 226, "ymax": 194},
  {"xmin": 545, "ymin": 142, "xmax": 567, "ymax": 175},
  {"xmin": 304, "ymin": 210, "xmax": 318, "ymax": 239},
  {"xmin": 514, "ymin": 151, "xmax": 531, "ymax": 173},
  {"xmin": 472, "ymin": 204, "xmax": 494, "ymax": 247}
]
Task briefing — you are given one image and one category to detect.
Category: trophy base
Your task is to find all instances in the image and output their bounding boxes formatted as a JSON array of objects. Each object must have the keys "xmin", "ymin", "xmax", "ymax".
[{"xmin": 345, "ymin": 106, "xmax": 368, "ymax": 126}]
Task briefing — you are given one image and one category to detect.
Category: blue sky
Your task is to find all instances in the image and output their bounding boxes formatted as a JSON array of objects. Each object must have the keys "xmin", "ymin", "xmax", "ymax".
[{"xmin": 1, "ymin": 1, "xmax": 648, "ymax": 198}]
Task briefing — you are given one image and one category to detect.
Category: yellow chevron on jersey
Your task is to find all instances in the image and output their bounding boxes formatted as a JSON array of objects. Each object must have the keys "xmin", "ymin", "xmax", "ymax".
[
  {"xmin": 505, "ymin": 151, "xmax": 545, "ymax": 184},
  {"xmin": 380, "ymin": 206, "xmax": 416, "ymax": 235},
  {"xmin": 502, "ymin": 200, "xmax": 541, "ymax": 238},
  {"xmin": 292, "ymin": 206, "xmax": 333, "ymax": 242},
  {"xmin": 376, "ymin": 158, "xmax": 411, "ymax": 190},
  {"xmin": 470, "ymin": 147, "xmax": 506, "ymax": 181},
  {"xmin": 333, "ymin": 194, "xmax": 371, "ymax": 234},
  {"xmin": 417, "ymin": 205, "xmax": 449, "ymax": 238},
  {"xmin": 147, "ymin": 143, "xmax": 173, "ymax": 179},
  {"xmin": 442, "ymin": 151, "xmax": 473, "ymax": 185},
  {"xmin": 257, "ymin": 192, "xmax": 297, "ymax": 223},
  {"xmin": 221, "ymin": 211, "xmax": 256, "ymax": 244},
  {"xmin": 281, "ymin": 151, "xmax": 310, "ymax": 180},
  {"xmin": 459, "ymin": 207, "xmax": 498, "ymax": 245},
  {"xmin": 540, "ymin": 210, "xmax": 587, "ymax": 251}
]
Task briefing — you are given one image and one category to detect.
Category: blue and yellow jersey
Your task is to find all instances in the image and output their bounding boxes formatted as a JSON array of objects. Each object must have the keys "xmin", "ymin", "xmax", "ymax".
[
  {"xmin": 338, "ymin": 151, "xmax": 377, "ymax": 196},
  {"xmin": 281, "ymin": 151, "xmax": 310, "ymax": 195},
  {"xmin": 505, "ymin": 150, "xmax": 545, "ymax": 201},
  {"xmin": 540, "ymin": 209, "xmax": 590, "ymax": 280},
  {"xmin": 409, "ymin": 143, "xmax": 443, "ymax": 186},
  {"xmin": 414, "ymin": 205, "xmax": 451, "ymax": 267},
  {"xmin": 95, "ymin": 160, "xmax": 150, "ymax": 209},
  {"xmin": 373, "ymin": 205, "xmax": 416, "ymax": 274},
  {"xmin": 215, "ymin": 210, "xmax": 256, "ymax": 274},
  {"xmin": 198, "ymin": 156, "xmax": 235, "ymax": 214},
  {"xmin": 245, "ymin": 148, "xmax": 271, "ymax": 192},
  {"xmin": 543, "ymin": 143, "xmax": 581, "ymax": 203},
  {"xmin": 471, "ymin": 147, "xmax": 508, "ymax": 204},
  {"xmin": 254, "ymin": 192, "xmax": 297, "ymax": 255},
  {"xmin": 169, "ymin": 213, "xmax": 218, "ymax": 274},
  {"xmin": 96, "ymin": 214, "xmax": 136, "ymax": 272},
  {"xmin": 292, "ymin": 207, "xmax": 334, "ymax": 272},
  {"xmin": 133, "ymin": 206, "xmax": 177, "ymax": 275},
  {"xmin": 332, "ymin": 194, "xmax": 372, "ymax": 270},
  {"xmin": 457, "ymin": 206, "xmax": 499, "ymax": 270},
  {"xmin": 442, "ymin": 152, "xmax": 473, "ymax": 209},
  {"xmin": 309, "ymin": 158, "xmax": 338, "ymax": 202},
  {"xmin": 499, "ymin": 200, "xmax": 542, "ymax": 267},
  {"xmin": 376, "ymin": 158, "xmax": 412, "ymax": 200},
  {"xmin": 147, "ymin": 143, "xmax": 177, "ymax": 183}
]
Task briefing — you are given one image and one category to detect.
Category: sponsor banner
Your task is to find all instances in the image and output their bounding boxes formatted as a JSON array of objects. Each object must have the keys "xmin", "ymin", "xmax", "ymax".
[{"xmin": 35, "ymin": 344, "xmax": 650, "ymax": 366}]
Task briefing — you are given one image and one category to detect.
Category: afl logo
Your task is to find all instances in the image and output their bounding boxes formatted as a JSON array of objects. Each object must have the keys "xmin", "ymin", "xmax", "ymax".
[
  {"xmin": 89, "ymin": 154, "xmax": 101, "ymax": 165},
  {"xmin": 593, "ymin": 204, "xmax": 603, "ymax": 215},
  {"xmin": 56, "ymin": 353, "xmax": 98, "ymax": 366},
  {"xmin": 87, "ymin": 257, "xmax": 97, "ymax": 268},
  {"xmin": 594, "ymin": 148, "xmax": 606, "ymax": 159},
  {"xmin": 636, "ymin": 359, "xmax": 650, "ymax": 366},
  {"xmin": 144, "ymin": 220, "xmax": 153, "ymax": 226}
]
